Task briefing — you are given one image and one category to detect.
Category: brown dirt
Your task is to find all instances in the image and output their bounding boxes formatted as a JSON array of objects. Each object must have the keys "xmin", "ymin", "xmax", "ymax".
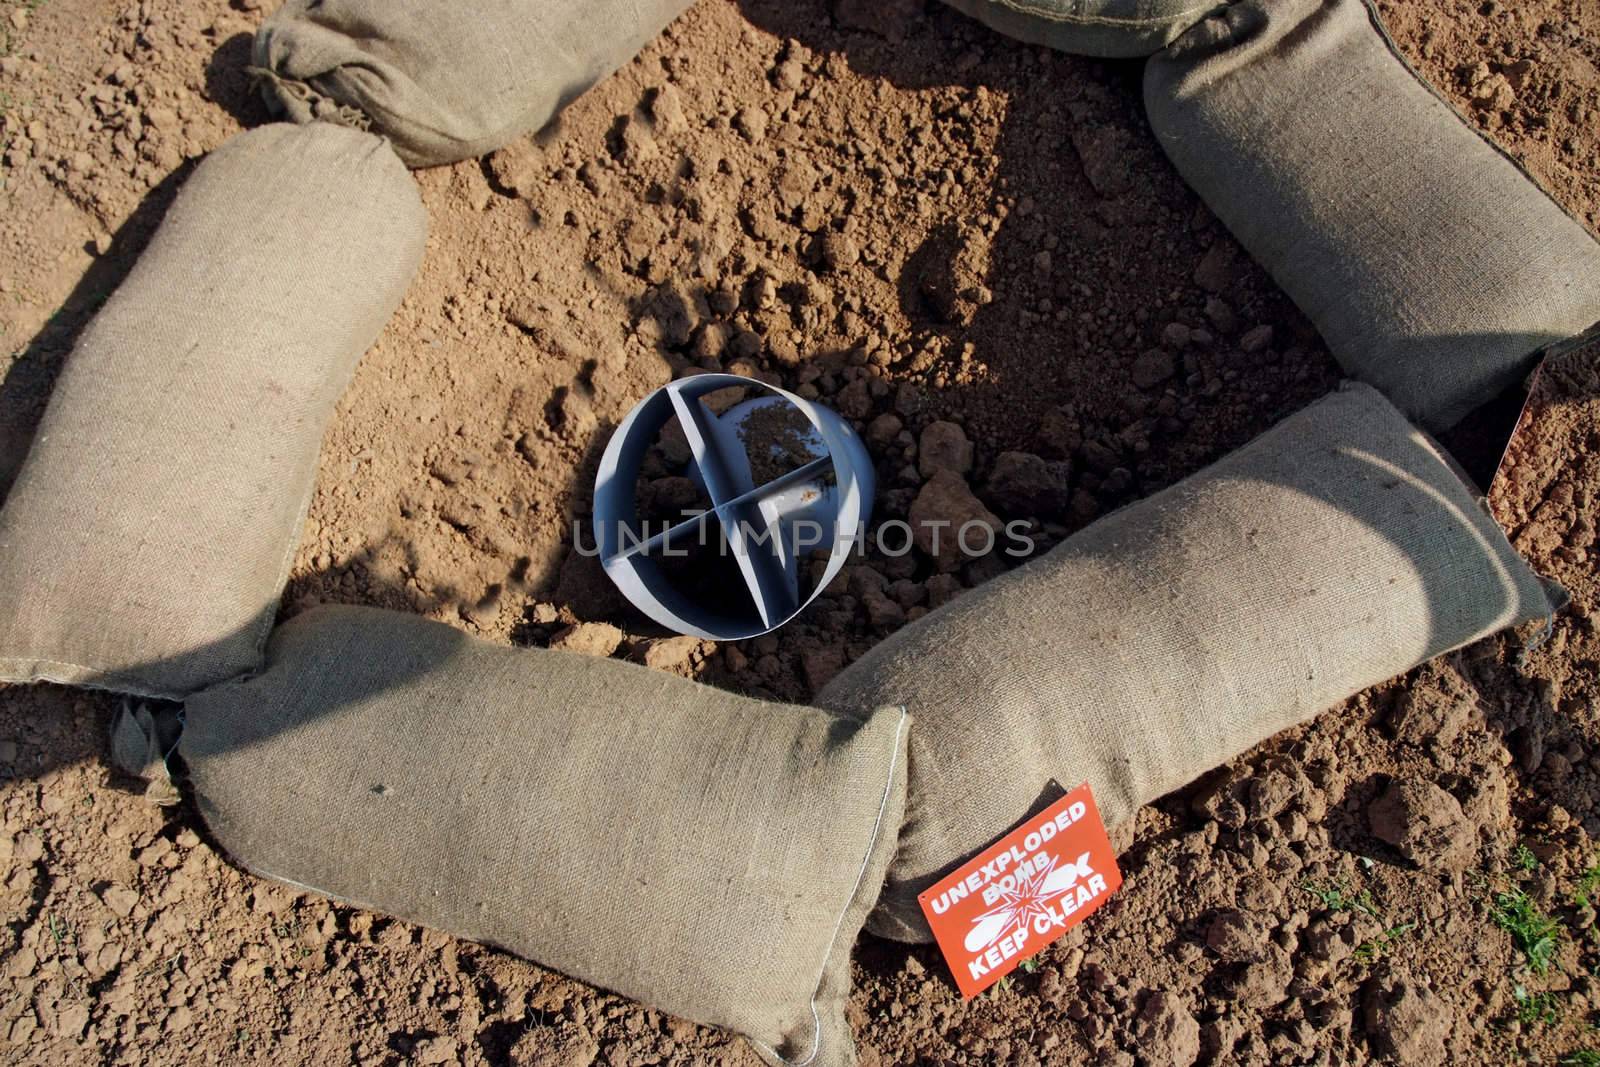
[{"xmin": 2, "ymin": 0, "xmax": 1600, "ymax": 1064}]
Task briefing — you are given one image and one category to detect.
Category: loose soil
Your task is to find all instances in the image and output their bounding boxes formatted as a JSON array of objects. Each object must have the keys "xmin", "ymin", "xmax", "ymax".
[{"xmin": 2, "ymin": 0, "xmax": 1600, "ymax": 1064}]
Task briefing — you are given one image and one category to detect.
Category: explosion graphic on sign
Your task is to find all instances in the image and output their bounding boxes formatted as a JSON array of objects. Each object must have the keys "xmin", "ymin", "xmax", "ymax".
[{"xmin": 963, "ymin": 851, "xmax": 1096, "ymax": 953}]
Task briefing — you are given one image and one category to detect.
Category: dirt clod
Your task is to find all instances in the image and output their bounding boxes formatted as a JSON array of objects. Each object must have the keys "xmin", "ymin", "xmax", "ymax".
[
  {"xmin": 1205, "ymin": 909, "xmax": 1271, "ymax": 963},
  {"xmin": 1363, "ymin": 970, "xmax": 1450, "ymax": 1065},
  {"xmin": 983, "ymin": 450, "xmax": 1068, "ymax": 518},
  {"xmin": 909, "ymin": 470, "xmax": 1001, "ymax": 571},
  {"xmin": 549, "ymin": 622, "xmax": 624, "ymax": 658},
  {"xmin": 1367, "ymin": 779, "xmax": 1477, "ymax": 871},
  {"xmin": 917, "ymin": 420, "xmax": 974, "ymax": 478},
  {"xmin": 508, "ymin": 1024, "xmax": 600, "ymax": 1067},
  {"xmin": 1134, "ymin": 990, "xmax": 1202, "ymax": 1067}
]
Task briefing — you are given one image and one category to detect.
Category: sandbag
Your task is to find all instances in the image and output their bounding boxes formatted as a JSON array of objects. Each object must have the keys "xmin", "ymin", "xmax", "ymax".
[
  {"xmin": 251, "ymin": 0, "xmax": 694, "ymax": 168},
  {"xmin": 1144, "ymin": 0, "xmax": 1600, "ymax": 432},
  {"xmin": 818, "ymin": 383, "xmax": 1555, "ymax": 941},
  {"xmin": 940, "ymin": 0, "xmax": 1215, "ymax": 57},
  {"xmin": 179, "ymin": 605, "xmax": 908, "ymax": 1067},
  {"xmin": 0, "ymin": 123, "xmax": 426, "ymax": 699}
]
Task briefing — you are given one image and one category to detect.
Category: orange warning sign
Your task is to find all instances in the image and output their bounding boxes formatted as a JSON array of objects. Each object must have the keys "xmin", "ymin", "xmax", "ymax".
[{"xmin": 919, "ymin": 782, "xmax": 1122, "ymax": 998}]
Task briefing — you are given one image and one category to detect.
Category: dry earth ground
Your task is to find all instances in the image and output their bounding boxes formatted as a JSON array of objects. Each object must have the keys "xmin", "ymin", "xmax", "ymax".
[{"xmin": 2, "ymin": 0, "xmax": 1600, "ymax": 1064}]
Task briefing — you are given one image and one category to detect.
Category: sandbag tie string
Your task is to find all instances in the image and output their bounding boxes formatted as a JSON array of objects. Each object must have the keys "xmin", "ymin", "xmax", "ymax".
[
  {"xmin": 246, "ymin": 65, "xmax": 374, "ymax": 134},
  {"xmin": 109, "ymin": 699, "xmax": 186, "ymax": 808}
]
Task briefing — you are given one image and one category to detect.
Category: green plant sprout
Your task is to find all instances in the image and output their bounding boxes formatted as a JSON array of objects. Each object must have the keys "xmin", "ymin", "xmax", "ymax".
[
  {"xmin": 1574, "ymin": 861, "xmax": 1600, "ymax": 909},
  {"xmin": 1492, "ymin": 889, "xmax": 1562, "ymax": 976},
  {"xmin": 1354, "ymin": 922, "xmax": 1417, "ymax": 963},
  {"xmin": 1300, "ymin": 879, "xmax": 1380, "ymax": 918},
  {"xmin": 1513, "ymin": 985, "xmax": 1562, "ymax": 1027}
]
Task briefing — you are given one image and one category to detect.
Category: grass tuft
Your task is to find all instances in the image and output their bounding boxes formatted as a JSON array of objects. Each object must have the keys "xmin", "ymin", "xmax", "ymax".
[
  {"xmin": 1300, "ymin": 879, "xmax": 1380, "ymax": 918},
  {"xmin": 1512, "ymin": 984, "xmax": 1562, "ymax": 1027},
  {"xmin": 1574, "ymin": 861, "xmax": 1600, "ymax": 909},
  {"xmin": 1353, "ymin": 922, "xmax": 1417, "ymax": 964},
  {"xmin": 1491, "ymin": 889, "xmax": 1562, "ymax": 976}
]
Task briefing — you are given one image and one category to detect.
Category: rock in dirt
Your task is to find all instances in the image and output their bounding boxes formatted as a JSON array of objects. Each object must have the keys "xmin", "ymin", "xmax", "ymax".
[
  {"xmin": 1239, "ymin": 324, "xmax": 1275, "ymax": 354},
  {"xmin": 772, "ymin": 57, "xmax": 805, "ymax": 91},
  {"xmin": 984, "ymin": 451, "xmax": 1068, "ymax": 518},
  {"xmin": 913, "ymin": 223, "xmax": 992, "ymax": 326},
  {"xmin": 1362, "ymin": 970, "xmax": 1449, "ymax": 1065},
  {"xmin": 866, "ymin": 413, "xmax": 903, "ymax": 449},
  {"xmin": 1509, "ymin": 724, "xmax": 1544, "ymax": 775},
  {"xmin": 1205, "ymin": 909, "xmax": 1270, "ymax": 963},
  {"xmin": 636, "ymin": 635, "xmax": 702, "ymax": 670},
  {"xmin": 1245, "ymin": 769, "xmax": 1297, "ymax": 822},
  {"xmin": 733, "ymin": 105, "xmax": 767, "ymax": 143},
  {"xmin": 1071, "ymin": 125, "xmax": 1136, "ymax": 198},
  {"xmin": 1192, "ymin": 770, "xmax": 1249, "ymax": 827},
  {"xmin": 1134, "ymin": 990, "xmax": 1201, "ymax": 1067},
  {"xmin": 646, "ymin": 84, "xmax": 687, "ymax": 136},
  {"xmin": 1131, "ymin": 349, "xmax": 1176, "ymax": 390},
  {"xmin": 1367, "ymin": 779, "xmax": 1476, "ymax": 870},
  {"xmin": 1037, "ymin": 406, "xmax": 1083, "ymax": 460},
  {"xmin": 486, "ymin": 138, "xmax": 543, "ymax": 199},
  {"xmin": 1303, "ymin": 917, "xmax": 1356, "ymax": 964},
  {"xmin": 1193, "ymin": 242, "xmax": 1238, "ymax": 293},
  {"xmin": 1389, "ymin": 662, "xmax": 1475, "ymax": 748},
  {"xmin": 918, "ymin": 420, "xmax": 974, "ymax": 478},
  {"xmin": 894, "ymin": 382, "xmax": 926, "ymax": 419},
  {"xmin": 1458, "ymin": 762, "xmax": 1511, "ymax": 832},
  {"xmin": 98, "ymin": 885, "xmax": 138, "ymax": 918},
  {"xmin": 910, "ymin": 470, "xmax": 1002, "ymax": 571},
  {"xmin": 549, "ymin": 622, "xmax": 623, "ymax": 658},
  {"xmin": 814, "ymin": 230, "xmax": 861, "ymax": 271},
  {"xmin": 1204, "ymin": 296, "xmax": 1238, "ymax": 335},
  {"xmin": 834, "ymin": 377, "xmax": 872, "ymax": 420},
  {"xmin": 861, "ymin": 589, "xmax": 906, "ymax": 629}
]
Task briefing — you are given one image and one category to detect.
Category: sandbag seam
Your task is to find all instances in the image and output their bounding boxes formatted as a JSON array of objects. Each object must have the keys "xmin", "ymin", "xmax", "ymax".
[
  {"xmin": 977, "ymin": 0, "xmax": 1220, "ymax": 28},
  {"xmin": 0, "ymin": 656, "xmax": 187, "ymax": 702},
  {"xmin": 754, "ymin": 706, "xmax": 909, "ymax": 1067}
]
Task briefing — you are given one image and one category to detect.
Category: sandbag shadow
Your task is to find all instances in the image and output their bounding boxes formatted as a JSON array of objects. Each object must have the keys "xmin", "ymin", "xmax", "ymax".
[{"xmin": 0, "ymin": 164, "xmax": 200, "ymax": 501}]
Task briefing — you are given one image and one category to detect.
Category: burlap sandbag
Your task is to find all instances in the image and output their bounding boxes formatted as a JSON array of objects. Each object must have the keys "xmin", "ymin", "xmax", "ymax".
[
  {"xmin": 941, "ymin": 0, "xmax": 1215, "ymax": 57},
  {"xmin": 1144, "ymin": 0, "xmax": 1600, "ymax": 432},
  {"xmin": 0, "ymin": 123, "xmax": 426, "ymax": 699},
  {"xmin": 252, "ymin": 0, "xmax": 694, "ymax": 168},
  {"xmin": 819, "ymin": 383, "xmax": 1555, "ymax": 941},
  {"xmin": 179, "ymin": 605, "xmax": 907, "ymax": 1067}
]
